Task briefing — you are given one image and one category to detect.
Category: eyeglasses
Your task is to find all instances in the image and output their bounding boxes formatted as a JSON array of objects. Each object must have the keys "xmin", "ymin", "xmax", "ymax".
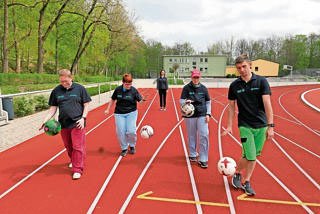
[{"xmin": 124, "ymin": 82, "xmax": 132, "ymax": 85}]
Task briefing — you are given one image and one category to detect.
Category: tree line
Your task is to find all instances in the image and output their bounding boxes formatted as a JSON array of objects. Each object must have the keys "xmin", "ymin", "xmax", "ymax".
[{"xmin": 1, "ymin": 1, "xmax": 320, "ymax": 78}]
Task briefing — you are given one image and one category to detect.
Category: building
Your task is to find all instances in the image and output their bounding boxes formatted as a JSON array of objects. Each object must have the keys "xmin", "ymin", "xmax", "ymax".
[
  {"xmin": 225, "ymin": 59, "xmax": 279, "ymax": 77},
  {"xmin": 163, "ymin": 55, "xmax": 227, "ymax": 77}
]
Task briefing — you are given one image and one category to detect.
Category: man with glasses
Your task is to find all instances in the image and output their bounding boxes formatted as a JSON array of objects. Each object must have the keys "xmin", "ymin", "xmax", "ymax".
[
  {"xmin": 180, "ymin": 69, "xmax": 211, "ymax": 168},
  {"xmin": 104, "ymin": 73, "xmax": 144, "ymax": 157}
]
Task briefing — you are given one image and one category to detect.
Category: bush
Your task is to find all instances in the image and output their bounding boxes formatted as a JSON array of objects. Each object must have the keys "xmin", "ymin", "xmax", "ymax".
[
  {"xmin": 34, "ymin": 95, "xmax": 49, "ymax": 111},
  {"xmin": 14, "ymin": 97, "xmax": 34, "ymax": 117}
]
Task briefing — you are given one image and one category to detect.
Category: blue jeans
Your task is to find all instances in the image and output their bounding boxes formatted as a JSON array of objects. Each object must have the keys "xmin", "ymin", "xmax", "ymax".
[
  {"xmin": 114, "ymin": 110, "xmax": 138, "ymax": 150},
  {"xmin": 185, "ymin": 116, "xmax": 209, "ymax": 162}
]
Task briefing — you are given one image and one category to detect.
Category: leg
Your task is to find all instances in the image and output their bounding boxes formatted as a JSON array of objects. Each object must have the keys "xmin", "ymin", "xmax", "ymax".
[
  {"xmin": 197, "ymin": 116, "xmax": 209, "ymax": 162},
  {"xmin": 126, "ymin": 110, "xmax": 138, "ymax": 148},
  {"xmin": 60, "ymin": 128, "xmax": 72, "ymax": 159},
  {"xmin": 159, "ymin": 90, "xmax": 163, "ymax": 108},
  {"xmin": 185, "ymin": 118, "xmax": 198, "ymax": 158},
  {"xmin": 115, "ymin": 114, "xmax": 128, "ymax": 150},
  {"xmin": 163, "ymin": 90, "xmax": 167, "ymax": 109},
  {"xmin": 70, "ymin": 128, "xmax": 86, "ymax": 174}
]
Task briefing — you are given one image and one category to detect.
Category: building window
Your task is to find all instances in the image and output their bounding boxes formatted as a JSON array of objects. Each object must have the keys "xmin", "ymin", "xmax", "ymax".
[
  {"xmin": 200, "ymin": 68, "xmax": 203, "ymax": 71},
  {"xmin": 174, "ymin": 58, "xmax": 177, "ymax": 62},
  {"xmin": 169, "ymin": 58, "xmax": 172, "ymax": 62},
  {"xmin": 200, "ymin": 58, "xmax": 203, "ymax": 62},
  {"xmin": 192, "ymin": 61, "xmax": 196, "ymax": 66},
  {"xmin": 205, "ymin": 67, "xmax": 208, "ymax": 72},
  {"xmin": 205, "ymin": 58, "xmax": 208, "ymax": 62},
  {"xmin": 255, "ymin": 67, "xmax": 258, "ymax": 72}
]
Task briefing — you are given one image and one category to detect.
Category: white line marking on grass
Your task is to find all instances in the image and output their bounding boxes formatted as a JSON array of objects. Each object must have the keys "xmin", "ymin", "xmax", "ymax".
[
  {"xmin": 87, "ymin": 90, "xmax": 157, "ymax": 214},
  {"xmin": 216, "ymin": 104, "xmax": 236, "ymax": 214},
  {"xmin": 0, "ymin": 114, "xmax": 114, "ymax": 200},
  {"xmin": 301, "ymin": 88, "xmax": 320, "ymax": 113}
]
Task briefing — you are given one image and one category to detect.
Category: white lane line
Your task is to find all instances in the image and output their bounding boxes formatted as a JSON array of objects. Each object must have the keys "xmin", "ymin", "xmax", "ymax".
[
  {"xmin": 216, "ymin": 123, "xmax": 314, "ymax": 213},
  {"xmin": 275, "ymin": 132, "xmax": 320, "ymax": 159},
  {"xmin": 215, "ymin": 104, "xmax": 236, "ymax": 214},
  {"xmin": 301, "ymin": 88, "xmax": 320, "ymax": 113},
  {"xmin": 87, "ymin": 91, "xmax": 157, "ymax": 214},
  {"xmin": 272, "ymin": 138, "xmax": 320, "ymax": 190},
  {"xmin": 172, "ymin": 89, "xmax": 202, "ymax": 214},
  {"xmin": 279, "ymin": 90, "xmax": 320, "ymax": 137},
  {"xmin": 118, "ymin": 119, "xmax": 185, "ymax": 213},
  {"xmin": 0, "ymin": 113, "xmax": 114, "ymax": 200}
]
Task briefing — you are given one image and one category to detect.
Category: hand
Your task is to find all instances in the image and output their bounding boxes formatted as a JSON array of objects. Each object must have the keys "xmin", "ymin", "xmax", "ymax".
[
  {"xmin": 267, "ymin": 127, "xmax": 274, "ymax": 139},
  {"xmin": 185, "ymin": 99, "xmax": 192, "ymax": 104},
  {"xmin": 222, "ymin": 127, "xmax": 232, "ymax": 136},
  {"xmin": 39, "ymin": 123, "xmax": 45, "ymax": 131},
  {"xmin": 205, "ymin": 115, "xmax": 210, "ymax": 123},
  {"xmin": 104, "ymin": 109, "xmax": 109, "ymax": 115},
  {"xmin": 76, "ymin": 118, "xmax": 85, "ymax": 129}
]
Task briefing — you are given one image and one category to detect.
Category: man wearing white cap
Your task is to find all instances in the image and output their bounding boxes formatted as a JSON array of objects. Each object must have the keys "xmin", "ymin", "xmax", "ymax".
[{"xmin": 180, "ymin": 69, "xmax": 211, "ymax": 168}]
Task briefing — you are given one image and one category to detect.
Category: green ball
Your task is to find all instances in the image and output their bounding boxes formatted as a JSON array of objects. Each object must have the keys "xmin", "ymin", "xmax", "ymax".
[{"xmin": 44, "ymin": 119, "xmax": 61, "ymax": 136}]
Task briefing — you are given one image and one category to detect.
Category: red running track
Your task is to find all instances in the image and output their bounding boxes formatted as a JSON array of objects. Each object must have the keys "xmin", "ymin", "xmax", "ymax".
[{"xmin": 0, "ymin": 85, "xmax": 319, "ymax": 213}]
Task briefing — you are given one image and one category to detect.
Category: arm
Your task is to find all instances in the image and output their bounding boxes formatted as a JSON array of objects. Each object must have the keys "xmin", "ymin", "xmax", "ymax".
[
  {"xmin": 76, "ymin": 102, "xmax": 90, "ymax": 129},
  {"xmin": 104, "ymin": 99, "xmax": 115, "ymax": 115},
  {"xmin": 205, "ymin": 100, "xmax": 211, "ymax": 123},
  {"xmin": 222, "ymin": 100, "xmax": 235, "ymax": 136},
  {"xmin": 40, "ymin": 106, "xmax": 58, "ymax": 130},
  {"xmin": 263, "ymin": 94, "xmax": 274, "ymax": 139}
]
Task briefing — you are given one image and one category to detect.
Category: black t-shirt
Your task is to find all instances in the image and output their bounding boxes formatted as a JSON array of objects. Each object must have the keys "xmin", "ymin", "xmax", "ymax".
[
  {"xmin": 111, "ymin": 85, "xmax": 142, "ymax": 114},
  {"xmin": 48, "ymin": 82, "xmax": 91, "ymax": 128},
  {"xmin": 228, "ymin": 73, "xmax": 271, "ymax": 128},
  {"xmin": 180, "ymin": 81, "xmax": 211, "ymax": 117},
  {"xmin": 156, "ymin": 77, "xmax": 168, "ymax": 90}
]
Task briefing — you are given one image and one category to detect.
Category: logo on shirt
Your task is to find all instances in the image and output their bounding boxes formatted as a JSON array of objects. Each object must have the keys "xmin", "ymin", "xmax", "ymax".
[{"xmin": 237, "ymin": 89, "xmax": 245, "ymax": 94}]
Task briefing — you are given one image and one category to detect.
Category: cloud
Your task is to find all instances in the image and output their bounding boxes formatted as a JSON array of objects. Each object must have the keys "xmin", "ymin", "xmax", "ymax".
[{"xmin": 124, "ymin": 0, "xmax": 320, "ymax": 51}]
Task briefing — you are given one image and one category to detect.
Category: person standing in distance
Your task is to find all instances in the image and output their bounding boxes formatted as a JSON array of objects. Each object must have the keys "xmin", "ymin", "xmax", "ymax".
[
  {"xmin": 41, "ymin": 69, "xmax": 91, "ymax": 180},
  {"xmin": 180, "ymin": 69, "xmax": 211, "ymax": 169},
  {"xmin": 104, "ymin": 73, "xmax": 144, "ymax": 157},
  {"xmin": 222, "ymin": 54, "xmax": 274, "ymax": 196},
  {"xmin": 156, "ymin": 70, "xmax": 169, "ymax": 111}
]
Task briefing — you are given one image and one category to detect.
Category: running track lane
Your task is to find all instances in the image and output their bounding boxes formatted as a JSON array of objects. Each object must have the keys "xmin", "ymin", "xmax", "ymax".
[{"xmin": 0, "ymin": 86, "xmax": 319, "ymax": 213}]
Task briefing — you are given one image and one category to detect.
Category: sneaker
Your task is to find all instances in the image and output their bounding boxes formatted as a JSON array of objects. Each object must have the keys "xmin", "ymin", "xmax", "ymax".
[
  {"xmin": 163, "ymin": 108, "xmax": 166, "ymax": 111},
  {"xmin": 160, "ymin": 107, "xmax": 163, "ymax": 111},
  {"xmin": 120, "ymin": 149, "xmax": 128, "ymax": 157},
  {"xmin": 68, "ymin": 163, "xmax": 72, "ymax": 168},
  {"xmin": 198, "ymin": 161, "xmax": 208, "ymax": 169},
  {"xmin": 72, "ymin": 172, "xmax": 81, "ymax": 180},
  {"xmin": 232, "ymin": 173, "xmax": 243, "ymax": 189},
  {"xmin": 243, "ymin": 181, "xmax": 256, "ymax": 196},
  {"xmin": 129, "ymin": 147, "xmax": 136, "ymax": 154},
  {"xmin": 189, "ymin": 156, "xmax": 197, "ymax": 162}
]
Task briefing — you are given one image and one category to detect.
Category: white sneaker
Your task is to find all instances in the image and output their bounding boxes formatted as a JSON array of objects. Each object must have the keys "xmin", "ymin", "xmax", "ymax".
[
  {"xmin": 68, "ymin": 163, "xmax": 72, "ymax": 168},
  {"xmin": 72, "ymin": 172, "xmax": 81, "ymax": 180}
]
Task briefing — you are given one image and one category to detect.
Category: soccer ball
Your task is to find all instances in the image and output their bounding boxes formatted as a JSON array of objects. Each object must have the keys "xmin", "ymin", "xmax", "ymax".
[
  {"xmin": 217, "ymin": 157, "xmax": 237, "ymax": 176},
  {"xmin": 44, "ymin": 119, "xmax": 61, "ymax": 136},
  {"xmin": 140, "ymin": 125, "xmax": 154, "ymax": 139},
  {"xmin": 181, "ymin": 103, "xmax": 195, "ymax": 117}
]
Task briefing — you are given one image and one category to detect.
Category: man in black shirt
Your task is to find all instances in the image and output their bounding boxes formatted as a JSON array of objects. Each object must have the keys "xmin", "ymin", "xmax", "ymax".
[
  {"xmin": 222, "ymin": 54, "xmax": 274, "ymax": 195},
  {"xmin": 41, "ymin": 69, "xmax": 91, "ymax": 180}
]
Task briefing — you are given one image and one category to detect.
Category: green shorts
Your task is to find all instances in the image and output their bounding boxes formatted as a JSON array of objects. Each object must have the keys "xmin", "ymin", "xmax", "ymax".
[{"xmin": 239, "ymin": 126, "xmax": 267, "ymax": 161}]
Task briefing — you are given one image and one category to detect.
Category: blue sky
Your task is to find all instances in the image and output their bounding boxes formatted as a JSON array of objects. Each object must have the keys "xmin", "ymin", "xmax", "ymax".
[{"xmin": 124, "ymin": 0, "xmax": 320, "ymax": 52}]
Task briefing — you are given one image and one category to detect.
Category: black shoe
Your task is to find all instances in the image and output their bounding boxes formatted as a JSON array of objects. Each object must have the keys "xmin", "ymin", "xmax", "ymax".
[
  {"xmin": 243, "ymin": 181, "xmax": 256, "ymax": 196},
  {"xmin": 129, "ymin": 147, "xmax": 136, "ymax": 154},
  {"xmin": 198, "ymin": 161, "xmax": 208, "ymax": 169},
  {"xmin": 232, "ymin": 173, "xmax": 243, "ymax": 189},
  {"xmin": 120, "ymin": 149, "xmax": 128, "ymax": 157},
  {"xmin": 189, "ymin": 156, "xmax": 197, "ymax": 162}
]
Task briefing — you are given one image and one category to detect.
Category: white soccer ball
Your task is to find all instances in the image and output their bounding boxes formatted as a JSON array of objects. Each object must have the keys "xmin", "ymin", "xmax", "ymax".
[
  {"xmin": 181, "ymin": 103, "xmax": 195, "ymax": 117},
  {"xmin": 140, "ymin": 125, "xmax": 154, "ymax": 139},
  {"xmin": 217, "ymin": 157, "xmax": 237, "ymax": 176}
]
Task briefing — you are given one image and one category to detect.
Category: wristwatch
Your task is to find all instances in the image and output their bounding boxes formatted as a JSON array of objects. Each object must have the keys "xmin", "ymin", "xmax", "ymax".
[
  {"xmin": 206, "ymin": 113, "xmax": 211, "ymax": 117},
  {"xmin": 267, "ymin": 123, "xmax": 275, "ymax": 127}
]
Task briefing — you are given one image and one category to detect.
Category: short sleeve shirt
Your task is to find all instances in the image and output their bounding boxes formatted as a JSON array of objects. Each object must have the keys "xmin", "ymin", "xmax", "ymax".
[
  {"xmin": 48, "ymin": 82, "xmax": 91, "ymax": 128},
  {"xmin": 180, "ymin": 82, "xmax": 211, "ymax": 117},
  {"xmin": 111, "ymin": 85, "xmax": 142, "ymax": 114},
  {"xmin": 228, "ymin": 73, "xmax": 271, "ymax": 128}
]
